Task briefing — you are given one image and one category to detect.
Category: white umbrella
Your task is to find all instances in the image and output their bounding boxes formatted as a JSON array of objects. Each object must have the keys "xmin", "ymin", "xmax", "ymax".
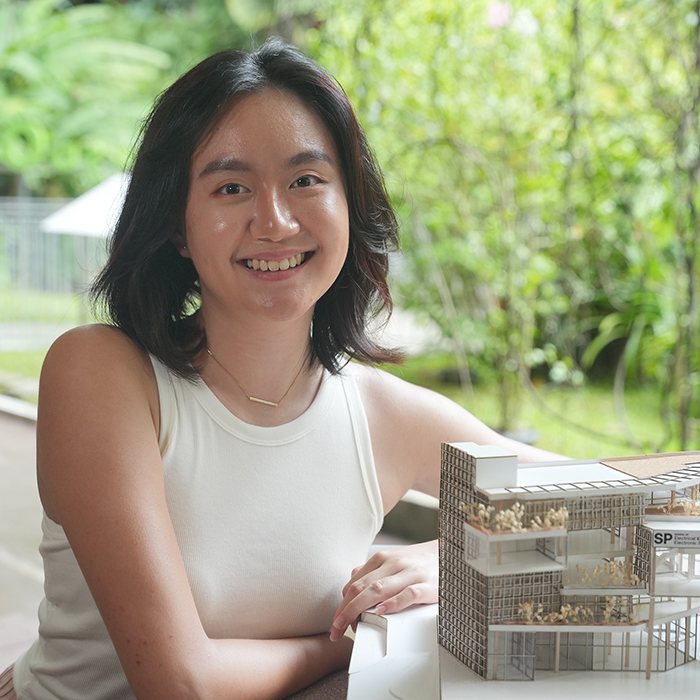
[{"xmin": 40, "ymin": 173, "xmax": 130, "ymax": 238}]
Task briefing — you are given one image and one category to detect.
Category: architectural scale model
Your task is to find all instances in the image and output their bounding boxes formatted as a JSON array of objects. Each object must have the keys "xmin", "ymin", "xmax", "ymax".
[{"xmin": 438, "ymin": 443, "xmax": 700, "ymax": 681}]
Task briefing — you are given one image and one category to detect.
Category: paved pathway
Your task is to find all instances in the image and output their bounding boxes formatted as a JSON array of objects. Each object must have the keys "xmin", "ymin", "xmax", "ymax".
[{"xmin": 0, "ymin": 413, "xmax": 42, "ymax": 668}]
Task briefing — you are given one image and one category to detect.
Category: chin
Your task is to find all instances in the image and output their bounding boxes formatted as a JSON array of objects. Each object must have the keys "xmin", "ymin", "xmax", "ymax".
[{"xmin": 253, "ymin": 293, "xmax": 317, "ymax": 324}]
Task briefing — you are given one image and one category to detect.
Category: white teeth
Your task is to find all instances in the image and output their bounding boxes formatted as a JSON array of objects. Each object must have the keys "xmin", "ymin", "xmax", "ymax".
[{"xmin": 246, "ymin": 253, "xmax": 306, "ymax": 271}]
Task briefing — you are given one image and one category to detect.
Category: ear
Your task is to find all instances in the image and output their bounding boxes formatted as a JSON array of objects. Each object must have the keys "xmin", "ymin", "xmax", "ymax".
[{"xmin": 171, "ymin": 233, "xmax": 191, "ymax": 259}]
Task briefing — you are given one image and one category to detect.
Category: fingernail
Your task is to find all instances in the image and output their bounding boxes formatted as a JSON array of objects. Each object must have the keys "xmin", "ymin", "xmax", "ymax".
[
  {"xmin": 329, "ymin": 616, "xmax": 346, "ymax": 642},
  {"xmin": 333, "ymin": 616, "xmax": 346, "ymax": 631},
  {"xmin": 375, "ymin": 604, "xmax": 387, "ymax": 615}
]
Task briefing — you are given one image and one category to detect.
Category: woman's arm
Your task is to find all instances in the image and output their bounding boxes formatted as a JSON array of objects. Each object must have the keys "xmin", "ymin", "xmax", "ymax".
[
  {"xmin": 329, "ymin": 366, "xmax": 565, "ymax": 642},
  {"xmin": 37, "ymin": 326, "xmax": 351, "ymax": 700}
]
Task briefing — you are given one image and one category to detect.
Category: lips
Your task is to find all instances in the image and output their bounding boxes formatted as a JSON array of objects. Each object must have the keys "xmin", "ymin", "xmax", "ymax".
[{"xmin": 244, "ymin": 252, "xmax": 306, "ymax": 271}]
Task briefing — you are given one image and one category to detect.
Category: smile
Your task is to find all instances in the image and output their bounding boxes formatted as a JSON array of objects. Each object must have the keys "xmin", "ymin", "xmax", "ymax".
[{"xmin": 245, "ymin": 253, "xmax": 306, "ymax": 271}]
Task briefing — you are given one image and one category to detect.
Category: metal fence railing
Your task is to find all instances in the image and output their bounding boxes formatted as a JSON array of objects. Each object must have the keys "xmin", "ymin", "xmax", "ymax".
[{"xmin": 0, "ymin": 197, "xmax": 106, "ymax": 351}]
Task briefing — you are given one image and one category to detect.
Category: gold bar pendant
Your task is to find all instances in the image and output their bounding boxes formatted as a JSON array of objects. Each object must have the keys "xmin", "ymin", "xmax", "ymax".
[{"xmin": 249, "ymin": 396, "xmax": 279, "ymax": 407}]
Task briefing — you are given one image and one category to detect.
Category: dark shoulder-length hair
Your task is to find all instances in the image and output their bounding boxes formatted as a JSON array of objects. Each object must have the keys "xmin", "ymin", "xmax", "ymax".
[{"xmin": 91, "ymin": 38, "xmax": 402, "ymax": 378}]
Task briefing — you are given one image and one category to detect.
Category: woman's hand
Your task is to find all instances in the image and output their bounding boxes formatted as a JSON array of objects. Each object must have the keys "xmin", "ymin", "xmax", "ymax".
[{"xmin": 329, "ymin": 540, "xmax": 438, "ymax": 642}]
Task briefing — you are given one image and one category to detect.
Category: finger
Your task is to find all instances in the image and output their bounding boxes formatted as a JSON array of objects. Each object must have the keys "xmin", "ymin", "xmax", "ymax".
[
  {"xmin": 340, "ymin": 569, "xmax": 400, "ymax": 619},
  {"xmin": 341, "ymin": 550, "xmax": 402, "ymax": 598},
  {"xmin": 332, "ymin": 543, "xmax": 438, "ymax": 642},
  {"xmin": 336, "ymin": 549, "xmax": 417, "ymax": 623},
  {"xmin": 331, "ymin": 574, "xmax": 410, "ymax": 641},
  {"xmin": 374, "ymin": 582, "xmax": 432, "ymax": 616},
  {"xmin": 341, "ymin": 564, "xmax": 381, "ymax": 599}
]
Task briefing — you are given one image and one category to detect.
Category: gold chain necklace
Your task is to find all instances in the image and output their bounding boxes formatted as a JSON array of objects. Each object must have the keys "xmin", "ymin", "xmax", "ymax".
[{"xmin": 206, "ymin": 347, "xmax": 306, "ymax": 408}]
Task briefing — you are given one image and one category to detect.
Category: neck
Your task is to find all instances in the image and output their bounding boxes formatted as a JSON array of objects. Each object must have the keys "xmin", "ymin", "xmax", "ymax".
[
  {"xmin": 206, "ymin": 347, "xmax": 306, "ymax": 407},
  {"xmin": 197, "ymin": 306, "xmax": 320, "ymax": 425}
]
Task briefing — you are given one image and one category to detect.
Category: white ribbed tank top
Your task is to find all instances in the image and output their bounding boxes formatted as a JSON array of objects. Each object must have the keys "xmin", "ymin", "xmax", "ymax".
[{"xmin": 13, "ymin": 359, "xmax": 383, "ymax": 700}]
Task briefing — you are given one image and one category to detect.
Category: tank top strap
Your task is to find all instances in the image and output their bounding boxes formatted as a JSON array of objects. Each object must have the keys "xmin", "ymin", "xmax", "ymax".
[
  {"xmin": 338, "ymin": 366, "xmax": 385, "ymax": 533},
  {"xmin": 149, "ymin": 355, "xmax": 178, "ymax": 456}
]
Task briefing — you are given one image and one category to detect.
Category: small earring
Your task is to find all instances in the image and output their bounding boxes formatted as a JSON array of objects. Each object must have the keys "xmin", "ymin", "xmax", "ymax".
[{"xmin": 182, "ymin": 245, "xmax": 187, "ymax": 251}]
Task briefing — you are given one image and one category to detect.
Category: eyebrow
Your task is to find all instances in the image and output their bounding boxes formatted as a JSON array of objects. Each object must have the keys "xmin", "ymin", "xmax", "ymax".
[
  {"xmin": 288, "ymin": 149, "xmax": 334, "ymax": 167},
  {"xmin": 198, "ymin": 157, "xmax": 251, "ymax": 179},
  {"xmin": 197, "ymin": 149, "xmax": 334, "ymax": 179}
]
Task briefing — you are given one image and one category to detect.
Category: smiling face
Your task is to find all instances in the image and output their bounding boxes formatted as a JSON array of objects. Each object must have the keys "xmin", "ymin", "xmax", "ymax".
[{"xmin": 181, "ymin": 88, "xmax": 350, "ymax": 327}]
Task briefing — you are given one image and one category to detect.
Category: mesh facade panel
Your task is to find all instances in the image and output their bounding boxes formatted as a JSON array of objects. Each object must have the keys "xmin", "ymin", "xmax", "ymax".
[
  {"xmin": 487, "ymin": 631, "xmax": 537, "ymax": 680},
  {"xmin": 439, "ymin": 443, "xmax": 489, "ymax": 676},
  {"xmin": 633, "ymin": 525, "xmax": 652, "ymax": 586},
  {"xmin": 563, "ymin": 494, "xmax": 645, "ymax": 531},
  {"xmin": 488, "ymin": 571, "xmax": 562, "ymax": 623},
  {"xmin": 439, "ymin": 547, "xmax": 488, "ymax": 676}
]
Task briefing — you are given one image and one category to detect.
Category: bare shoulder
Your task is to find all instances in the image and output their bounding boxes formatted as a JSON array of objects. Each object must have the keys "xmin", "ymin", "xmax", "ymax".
[
  {"xmin": 37, "ymin": 326, "xmax": 164, "ymax": 523},
  {"xmin": 351, "ymin": 362, "xmax": 469, "ymax": 430},
  {"xmin": 38, "ymin": 324, "xmax": 161, "ymax": 467},
  {"xmin": 40, "ymin": 324, "xmax": 157, "ymax": 412},
  {"xmin": 351, "ymin": 364, "xmax": 562, "ymax": 505},
  {"xmin": 42, "ymin": 323, "xmax": 153, "ymax": 381},
  {"xmin": 351, "ymin": 362, "xmax": 434, "ymax": 404},
  {"xmin": 350, "ymin": 364, "xmax": 479, "ymax": 504},
  {"xmin": 351, "ymin": 363, "xmax": 559, "ymax": 454}
]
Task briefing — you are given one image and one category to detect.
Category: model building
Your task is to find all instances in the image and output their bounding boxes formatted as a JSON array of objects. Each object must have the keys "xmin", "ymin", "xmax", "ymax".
[{"xmin": 438, "ymin": 443, "xmax": 700, "ymax": 680}]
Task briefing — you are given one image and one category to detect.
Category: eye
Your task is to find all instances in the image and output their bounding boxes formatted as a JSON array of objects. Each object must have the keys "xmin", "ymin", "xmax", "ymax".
[
  {"xmin": 215, "ymin": 182, "xmax": 247, "ymax": 195},
  {"xmin": 292, "ymin": 175, "xmax": 321, "ymax": 188}
]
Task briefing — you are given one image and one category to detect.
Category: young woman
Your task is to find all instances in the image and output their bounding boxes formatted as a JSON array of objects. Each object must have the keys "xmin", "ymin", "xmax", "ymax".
[{"xmin": 3, "ymin": 39, "xmax": 557, "ymax": 700}]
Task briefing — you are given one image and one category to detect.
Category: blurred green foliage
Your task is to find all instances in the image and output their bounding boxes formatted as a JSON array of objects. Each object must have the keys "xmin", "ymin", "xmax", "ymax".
[
  {"xmin": 2, "ymin": 0, "xmax": 699, "ymax": 451},
  {"xmin": 1, "ymin": 0, "xmax": 167, "ymax": 195},
  {"xmin": 0, "ymin": 0, "xmax": 249, "ymax": 196},
  {"xmin": 305, "ymin": 0, "xmax": 700, "ymax": 449}
]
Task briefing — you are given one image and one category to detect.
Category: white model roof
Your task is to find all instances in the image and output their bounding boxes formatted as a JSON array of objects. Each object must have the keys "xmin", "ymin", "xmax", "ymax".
[{"xmin": 479, "ymin": 458, "xmax": 700, "ymax": 500}]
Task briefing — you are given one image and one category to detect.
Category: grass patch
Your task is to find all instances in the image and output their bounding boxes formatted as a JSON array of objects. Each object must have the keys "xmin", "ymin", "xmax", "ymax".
[
  {"xmin": 383, "ymin": 354, "xmax": 670, "ymax": 459},
  {"xmin": 513, "ymin": 382, "xmax": 668, "ymax": 458},
  {"xmin": 0, "ymin": 350, "xmax": 46, "ymax": 402},
  {"xmin": 0, "ymin": 287, "xmax": 88, "ymax": 323},
  {"xmin": 0, "ymin": 351, "xmax": 47, "ymax": 379}
]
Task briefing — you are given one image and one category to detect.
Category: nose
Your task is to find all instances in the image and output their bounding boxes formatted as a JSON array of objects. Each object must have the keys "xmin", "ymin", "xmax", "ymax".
[{"xmin": 251, "ymin": 186, "xmax": 300, "ymax": 241}]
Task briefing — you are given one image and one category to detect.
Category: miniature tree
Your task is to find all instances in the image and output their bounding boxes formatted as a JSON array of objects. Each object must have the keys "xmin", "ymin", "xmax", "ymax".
[
  {"xmin": 493, "ymin": 502, "xmax": 526, "ymax": 532},
  {"xmin": 530, "ymin": 506, "xmax": 569, "ymax": 530}
]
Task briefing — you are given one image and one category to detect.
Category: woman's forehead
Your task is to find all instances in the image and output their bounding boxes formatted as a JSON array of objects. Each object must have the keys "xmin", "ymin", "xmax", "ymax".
[{"xmin": 192, "ymin": 88, "xmax": 339, "ymax": 168}]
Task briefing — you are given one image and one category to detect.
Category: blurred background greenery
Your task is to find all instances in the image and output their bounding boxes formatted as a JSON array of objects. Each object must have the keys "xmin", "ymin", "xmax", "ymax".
[{"xmin": 1, "ymin": 0, "xmax": 699, "ymax": 458}]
